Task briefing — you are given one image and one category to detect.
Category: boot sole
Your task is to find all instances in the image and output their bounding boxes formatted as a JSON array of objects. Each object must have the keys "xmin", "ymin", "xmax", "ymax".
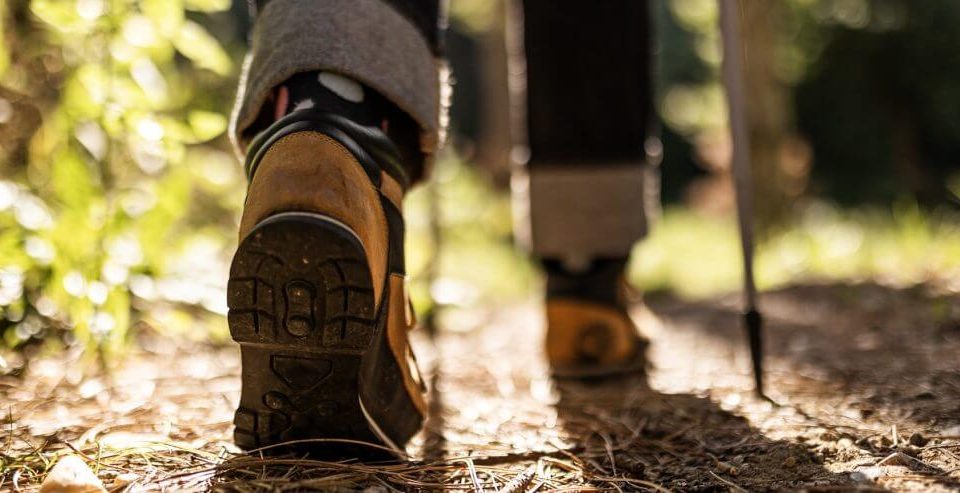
[{"xmin": 228, "ymin": 212, "xmax": 418, "ymax": 457}]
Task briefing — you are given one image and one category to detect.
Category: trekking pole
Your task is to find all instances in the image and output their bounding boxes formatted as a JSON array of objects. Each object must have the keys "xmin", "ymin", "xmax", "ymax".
[{"xmin": 718, "ymin": 0, "xmax": 766, "ymax": 397}]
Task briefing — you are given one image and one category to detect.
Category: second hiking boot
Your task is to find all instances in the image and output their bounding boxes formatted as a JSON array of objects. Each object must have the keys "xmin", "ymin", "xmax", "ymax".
[{"xmin": 543, "ymin": 258, "xmax": 648, "ymax": 378}]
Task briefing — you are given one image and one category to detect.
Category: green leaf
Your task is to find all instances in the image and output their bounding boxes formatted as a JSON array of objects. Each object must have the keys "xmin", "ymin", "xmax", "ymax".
[
  {"xmin": 184, "ymin": 0, "xmax": 231, "ymax": 12},
  {"xmin": 30, "ymin": 0, "xmax": 84, "ymax": 32},
  {"xmin": 141, "ymin": 0, "xmax": 184, "ymax": 36},
  {"xmin": 51, "ymin": 149, "xmax": 98, "ymax": 209},
  {"xmin": 172, "ymin": 21, "xmax": 232, "ymax": 76},
  {"xmin": 188, "ymin": 110, "xmax": 227, "ymax": 142}
]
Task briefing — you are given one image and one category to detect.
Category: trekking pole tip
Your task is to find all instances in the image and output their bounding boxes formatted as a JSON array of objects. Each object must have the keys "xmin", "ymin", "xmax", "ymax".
[{"xmin": 743, "ymin": 308, "xmax": 765, "ymax": 397}]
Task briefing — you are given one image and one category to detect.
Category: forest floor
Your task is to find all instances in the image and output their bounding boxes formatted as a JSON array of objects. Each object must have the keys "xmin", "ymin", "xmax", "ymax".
[{"xmin": 3, "ymin": 280, "xmax": 960, "ymax": 491}]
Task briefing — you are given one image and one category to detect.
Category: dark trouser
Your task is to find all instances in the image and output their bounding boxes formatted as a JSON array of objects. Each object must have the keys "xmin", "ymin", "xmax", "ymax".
[
  {"xmin": 510, "ymin": 1, "xmax": 657, "ymax": 263},
  {"xmin": 237, "ymin": 0, "xmax": 657, "ymax": 263}
]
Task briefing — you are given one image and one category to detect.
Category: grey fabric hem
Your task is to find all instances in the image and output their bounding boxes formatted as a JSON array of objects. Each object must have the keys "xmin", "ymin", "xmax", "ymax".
[
  {"xmin": 230, "ymin": 0, "xmax": 440, "ymax": 157},
  {"xmin": 512, "ymin": 163, "xmax": 660, "ymax": 261}
]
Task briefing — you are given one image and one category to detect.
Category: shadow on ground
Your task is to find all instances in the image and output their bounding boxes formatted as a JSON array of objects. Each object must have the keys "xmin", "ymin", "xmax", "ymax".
[
  {"xmin": 647, "ymin": 281, "xmax": 960, "ymax": 491},
  {"xmin": 406, "ymin": 301, "xmax": 858, "ymax": 491}
]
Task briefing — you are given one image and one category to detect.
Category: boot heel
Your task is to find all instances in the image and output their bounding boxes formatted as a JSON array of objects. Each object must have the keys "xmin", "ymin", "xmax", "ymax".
[{"xmin": 228, "ymin": 212, "xmax": 379, "ymax": 452}]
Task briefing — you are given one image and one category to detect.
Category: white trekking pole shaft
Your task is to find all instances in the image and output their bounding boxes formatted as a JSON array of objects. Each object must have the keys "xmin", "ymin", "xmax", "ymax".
[{"xmin": 718, "ymin": 0, "xmax": 765, "ymax": 396}]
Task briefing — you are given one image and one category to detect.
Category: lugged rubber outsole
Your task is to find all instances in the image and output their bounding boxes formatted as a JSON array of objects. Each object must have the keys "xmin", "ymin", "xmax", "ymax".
[{"xmin": 228, "ymin": 212, "xmax": 392, "ymax": 456}]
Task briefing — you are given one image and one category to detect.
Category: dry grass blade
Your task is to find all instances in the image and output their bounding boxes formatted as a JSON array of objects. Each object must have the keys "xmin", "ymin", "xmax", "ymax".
[
  {"xmin": 708, "ymin": 471, "xmax": 748, "ymax": 493},
  {"xmin": 497, "ymin": 465, "xmax": 536, "ymax": 493}
]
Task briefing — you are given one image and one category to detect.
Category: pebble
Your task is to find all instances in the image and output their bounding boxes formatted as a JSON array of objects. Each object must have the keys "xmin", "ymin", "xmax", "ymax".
[
  {"xmin": 39, "ymin": 455, "xmax": 106, "ymax": 493},
  {"xmin": 782, "ymin": 456, "xmax": 797, "ymax": 468},
  {"xmin": 908, "ymin": 432, "xmax": 928, "ymax": 447},
  {"xmin": 718, "ymin": 461, "xmax": 738, "ymax": 476}
]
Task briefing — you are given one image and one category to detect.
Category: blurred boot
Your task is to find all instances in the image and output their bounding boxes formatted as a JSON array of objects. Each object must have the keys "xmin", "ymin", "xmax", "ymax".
[
  {"xmin": 543, "ymin": 259, "xmax": 648, "ymax": 378},
  {"xmin": 508, "ymin": 1, "xmax": 657, "ymax": 378}
]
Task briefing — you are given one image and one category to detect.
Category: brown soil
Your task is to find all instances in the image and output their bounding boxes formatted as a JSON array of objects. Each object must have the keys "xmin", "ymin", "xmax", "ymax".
[{"xmin": 2, "ymin": 281, "xmax": 960, "ymax": 491}]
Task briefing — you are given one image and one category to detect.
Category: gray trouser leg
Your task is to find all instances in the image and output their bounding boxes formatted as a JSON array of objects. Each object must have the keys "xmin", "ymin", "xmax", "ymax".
[
  {"xmin": 513, "ymin": 162, "xmax": 660, "ymax": 267},
  {"xmin": 230, "ymin": 0, "xmax": 443, "ymax": 157}
]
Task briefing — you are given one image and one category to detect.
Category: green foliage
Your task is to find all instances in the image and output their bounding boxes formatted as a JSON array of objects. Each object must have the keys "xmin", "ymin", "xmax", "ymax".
[
  {"xmin": 0, "ymin": 0, "xmax": 239, "ymax": 354},
  {"xmin": 631, "ymin": 203, "xmax": 960, "ymax": 298},
  {"xmin": 793, "ymin": 0, "xmax": 960, "ymax": 205},
  {"xmin": 405, "ymin": 154, "xmax": 537, "ymax": 317}
]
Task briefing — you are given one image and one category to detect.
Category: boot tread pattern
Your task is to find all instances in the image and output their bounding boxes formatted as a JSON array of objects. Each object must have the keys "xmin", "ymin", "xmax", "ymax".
[{"xmin": 229, "ymin": 214, "xmax": 380, "ymax": 451}]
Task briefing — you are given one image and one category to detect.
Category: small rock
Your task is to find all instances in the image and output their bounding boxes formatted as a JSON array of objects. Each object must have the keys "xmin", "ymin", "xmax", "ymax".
[
  {"xmin": 908, "ymin": 432, "xmax": 928, "ymax": 447},
  {"xmin": 39, "ymin": 455, "xmax": 106, "ymax": 493},
  {"xmin": 718, "ymin": 462, "xmax": 738, "ymax": 476},
  {"xmin": 782, "ymin": 456, "xmax": 797, "ymax": 468}
]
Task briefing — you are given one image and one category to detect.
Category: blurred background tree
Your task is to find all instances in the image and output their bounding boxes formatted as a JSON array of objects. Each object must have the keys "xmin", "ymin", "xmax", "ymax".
[{"xmin": 2, "ymin": 0, "xmax": 960, "ymax": 356}]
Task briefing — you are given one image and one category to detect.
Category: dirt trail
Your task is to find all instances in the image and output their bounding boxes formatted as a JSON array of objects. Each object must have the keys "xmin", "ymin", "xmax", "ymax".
[{"xmin": 3, "ymin": 281, "xmax": 959, "ymax": 491}]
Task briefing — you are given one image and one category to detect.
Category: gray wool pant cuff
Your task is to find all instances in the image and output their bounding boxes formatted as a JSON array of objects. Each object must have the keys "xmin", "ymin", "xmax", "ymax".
[
  {"xmin": 512, "ymin": 163, "xmax": 659, "ymax": 264},
  {"xmin": 230, "ymin": 0, "xmax": 441, "ymax": 156}
]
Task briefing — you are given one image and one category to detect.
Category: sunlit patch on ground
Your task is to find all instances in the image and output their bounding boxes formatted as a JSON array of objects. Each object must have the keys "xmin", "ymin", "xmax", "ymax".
[{"xmin": 3, "ymin": 282, "xmax": 960, "ymax": 491}]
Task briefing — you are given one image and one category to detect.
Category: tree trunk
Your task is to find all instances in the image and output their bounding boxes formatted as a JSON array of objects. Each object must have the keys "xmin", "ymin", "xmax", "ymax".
[{"xmin": 740, "ymin": 0, "xmax": 798, "ymax": 233}]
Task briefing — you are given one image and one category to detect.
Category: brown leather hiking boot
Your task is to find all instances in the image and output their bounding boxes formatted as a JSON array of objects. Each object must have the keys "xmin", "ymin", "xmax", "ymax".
[
  {"xmin": 543, "ymin": 259, "xmax": 648, "ymax": 378},
  {"xmin": 227, "ymin": 110, "xmax": 425, "ymax": 455}
]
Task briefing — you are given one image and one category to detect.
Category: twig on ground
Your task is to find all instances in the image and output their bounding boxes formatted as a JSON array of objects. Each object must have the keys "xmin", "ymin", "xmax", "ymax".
[{"xmin": 708, "ymin": 470, "xmax": 748, "ymax": 493}]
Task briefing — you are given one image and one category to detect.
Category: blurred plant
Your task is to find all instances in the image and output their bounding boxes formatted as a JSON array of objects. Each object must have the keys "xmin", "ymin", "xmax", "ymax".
[
  {"xmin": 793, "ymin": 0, "xmax": 960, "ymax": 206},
  {"xmin": 631, "ymin": 202, "xmax": 960, "ymax": 298},
  {"xmin": 0, "ymin": 0, "xmax": 240, "ymax": 355},
  {"xmin": 658, "ymin": 0, "xmax": 815, "ymax": 233},
  {"xmin": 405, "ymin": 153, "xmax": 538, "ymax": 321}
]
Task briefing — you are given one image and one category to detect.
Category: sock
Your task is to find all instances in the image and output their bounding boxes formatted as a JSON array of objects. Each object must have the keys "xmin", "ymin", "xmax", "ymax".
[
  {"xmin": 269, "ymin": 71, "xmax": 424, "ymax": 179},
  {"xmin": 274, "ymin": 71, "xmax": 387, "ymax": 127}
]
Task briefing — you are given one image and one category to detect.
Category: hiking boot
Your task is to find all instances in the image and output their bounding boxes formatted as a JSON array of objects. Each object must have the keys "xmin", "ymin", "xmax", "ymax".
[
  {"xmin": 543, "ymin": 259, "xmax": 648, "ymax": 378},
  {"xmin": 227, "ymin": 108, "xmax": 425, "ymax": 456}
]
